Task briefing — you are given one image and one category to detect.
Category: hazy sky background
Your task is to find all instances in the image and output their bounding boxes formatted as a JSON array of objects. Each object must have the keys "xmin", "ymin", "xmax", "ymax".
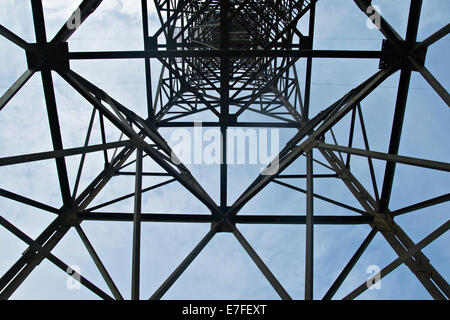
[{"xmin": 0, "ymin": 0, "xmax": 448, "ymax": 300}]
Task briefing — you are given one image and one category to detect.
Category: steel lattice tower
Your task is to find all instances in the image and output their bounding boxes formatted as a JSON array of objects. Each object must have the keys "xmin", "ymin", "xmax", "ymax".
[{"xmin": 0, "ymin": 0, "xmax": 449, "ymax": 300}]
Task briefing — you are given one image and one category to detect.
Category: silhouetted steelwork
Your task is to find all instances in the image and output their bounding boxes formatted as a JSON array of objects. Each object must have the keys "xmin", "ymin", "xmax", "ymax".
[{"xmin": 0, "ymin": 0, "xmax": 448, "ymax": 300}]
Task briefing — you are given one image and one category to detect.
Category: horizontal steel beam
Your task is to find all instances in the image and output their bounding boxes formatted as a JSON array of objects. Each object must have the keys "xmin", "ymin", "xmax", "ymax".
[
  {"xmin": 0, "ymin": 140, "xmax": 132, "ymax": 167},
  {"xmin": 157, "ymin": 121, "xmax": 302, "ymax": 128},
  {"xmin": 277, "ymin": 174, "xmax": 338, "ymax": 179},
  {"xmin": 114, "ymin": 171, "xmax": 171, "ymax": 177},
  {"xmin": 80, "ymin": 212, "xmax": 213, "ymax": 223},
  {"xmin": 233, "ymin": 215, "xmax": 373, "ymax": 225},
  {"xmin": 79, "ymin": 212, "xmax": 374, "ymax": 225},
  {"xmin": 68, "ymin": 49, "xmax": 385, "ymax": 60},
  {"xmin": 317, "ymin": 143, "xmax": 450, "ymax": 172}
]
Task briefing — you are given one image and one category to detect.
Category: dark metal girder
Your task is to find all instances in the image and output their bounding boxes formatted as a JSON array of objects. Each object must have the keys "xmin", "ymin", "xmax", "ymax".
[
  {"xmin": 411, "ymin": 23, "xmax": 450, "ymax": 54},
  {"xmin": 356, "ymin": 104, "xmax": 380, "ymax": 203},
  {"xmin": 114, "ymin": 171, "xmax": 171, "ymax": 177},
  {"xmin": 0, "ymin": 219, "xmax": 72, "ymax": 299},
  {"xmin": 79, "ymin": 212, "xmax": 374, "ymax": 225},
  {"xmin": 316, "ymin": 143, "xmax": 450, "ymax": 172},
  {"xmin": 378, "ymin": 68, "xmax": 412, "ymax": 213},
  {"xmin": 74, "ymin": 146, "xmax": 136, "ymax": 210},
  {"xmin": 0, "ymin": 216, "xmax": 113, "ymax": 300},
  {"xmin": 68, "ymin": 49, "xmax": 384, "ymax": 60},
  {"xmin": 320, "ymin": 149, "xmax": 449, "ymax": 300},
  {"xmin": 157, "ymin": 121, "xmax": 302, "ymax": 128},
  {"xmin": 277, "ymin": 174, "xmax": 338, "ymax": 179},
  {"xmin": 152, "ymin": 0, "xmax": 192, "ymax": 39},
  {"xmin": 305, "ymin": 149, "xmax": 314, "ymax": 300},
  {"xmin": 227, "ymin": 220, "xmax": 292, "ymax": 300},
  {"xmin": 72, "ymin": 108, "xmax": 97, "ymax": 200},
  {"xmin": 266, "ymin": 0, "xmax": 318, "ymax": 49},
  {"xmin": 0, "ymin": 25, "xmax": 36, "ymax": 52},
  {"xmin": 0, "ymin": 140, "xmax": 132, "ymax": 167},
  {"xmin": 85, "ymin": 179, "xmax": 175, "ymax": 212},
  {"xmin": 0, "ymin": 188, "xmax": 60, "ymax": 215},
  {"xmin": 57, "ymin": 69, "xmax": 222, "ymax": 217},
  {"xmin": 0, "ymin": 216, "xmax": 62, "ymax": 294},
  {"xmin": 149, "ymin": 225, "xmax": 218, "ymax": 300},
  {"xmin": 51, "ymin": 0, "xmax": 103, "ymax": 43},
  {"xmin": 142, "ymin": 0, "xmax": 155, "ymax": 121},
  {"xmin": 273, "ymin": 179, "xmax": 366, "ymax": 215},
  {"xmin": 157, "ymin": 58, "xmax": 221, "ymax": 118},
  {"xmin": 81, "ymin": 212, "xmax": 214, "ymax": 223},
  {"xmin": 75, "ymin": 225, "xmax": 123, "ymax": 300},
  {"xmin": 392, "ymin": 193, "xmax": 450, "ymax": 217},
  {"xmin": 0, "ymin": 145, "xmax": 135, "ymax": 299},
  {"xmin": 30, "ymin": 0, "xmax": 47, "ymax": 44},
  {"xmin": 304, "ymin": 1, "xmax": 315, "ymax": 119},
  {"xmin": 323, "ymin": 227, "xmax": 378, "ymax": 300},
  {"xmin": 371, "ymin": 0, "xmax": 422, "ymax": 213},
  {"xmin": 378, "ymin": 0, "xmax": 424, "ymax": 209},
  {"xmin": 131, "ymin": 149, "xmax": 143, "ymax": 300},
  {"xmin": 343, "ymin": 220, "xmax": 450, "ymax": 300},
  {"xmin": 0, "ymin": 0, "xmax": 447, "ymax": 301},
  {"xmin": 30, "ymin": 0, "xmax": 73, "ymax": 209},
  {"xmin": 228, "ymin": 68, "xmax": 395, "ymax": 216},
  {"xmin": 345, "ymin": 106, "xmax": 357, "ymax": 168},
  {"xmin": 408, "ymin": 57, "xmax": 450, "ymax": 107},
  {"xmin": 220, "ymin": 0, "xmax": 230, "ymax": 209},
  {"xmin": 234, "ymin": 215, "xmax": 373, "ymax": 225},
  {"xmin": 353, "ymin": 0, "xmax": 405, "ymax": 52},
  {"xmin": 0, "ymin": 69, "xmax": 35, "ymax": 111}
]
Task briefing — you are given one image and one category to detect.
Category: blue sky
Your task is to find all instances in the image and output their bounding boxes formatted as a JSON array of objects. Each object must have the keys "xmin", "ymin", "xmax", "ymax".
[{"xmin": 0, "ymin": 0, "xmax": 448, "ymax": 300}]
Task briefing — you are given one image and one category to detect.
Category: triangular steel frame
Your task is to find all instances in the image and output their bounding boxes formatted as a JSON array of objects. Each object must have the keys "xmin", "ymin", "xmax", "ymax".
[{"xmin": 0, "ymin": 0, "xmax": 448, "ymax": 300}]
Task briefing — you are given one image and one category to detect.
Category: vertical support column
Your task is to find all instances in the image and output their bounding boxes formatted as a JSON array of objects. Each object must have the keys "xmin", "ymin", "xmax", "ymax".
[
  {"xmin": 305, "ymin": 149, "xmax": 314, "ymax": 300},
  {"xmin": 220, "ymin": 123, "xmax": 228, "ymax": 209},
  {"xmin": 379, "ymin": 0, "xmax": 422, "ymax": 213},
  {"xmin": 142, "ymin": 0, "xmax": 155, "ymax": 122},
  {"xmin": 131, "ymin": 148, "xmax": 143, "ymax": 300},
  {"xmin": 31, "ymin": 0, "xmax": 47, "ymax": 44},
  {"xmin": 220, "ymin": 0, "xmax": 230, "ymax": 210},
  {"xmin": 303, "ymin": 1, "xmax": 315, "ymax": 119},
  {"xmin": 31, "ymin": 0, "xmax": 72, "ymax": 209}
]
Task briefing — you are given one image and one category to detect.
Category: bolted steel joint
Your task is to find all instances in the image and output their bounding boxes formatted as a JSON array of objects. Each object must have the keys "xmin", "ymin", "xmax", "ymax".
[
  {"xmin": 211, "ymin": 216, "xmax": 235, "ymax": 233},
  {"xmin": 60, "ymin": 209, "xmax": 80, "ymax": 227},
  {"xmin": 373, "ymin": 212, "xmax": 394, "ymax": 232}
]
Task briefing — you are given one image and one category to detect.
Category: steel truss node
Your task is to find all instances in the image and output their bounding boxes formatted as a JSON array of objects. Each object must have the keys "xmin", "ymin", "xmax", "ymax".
[{"xmin": 0, "ymin": 0, "xmax": 448, "ymax": 300}]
